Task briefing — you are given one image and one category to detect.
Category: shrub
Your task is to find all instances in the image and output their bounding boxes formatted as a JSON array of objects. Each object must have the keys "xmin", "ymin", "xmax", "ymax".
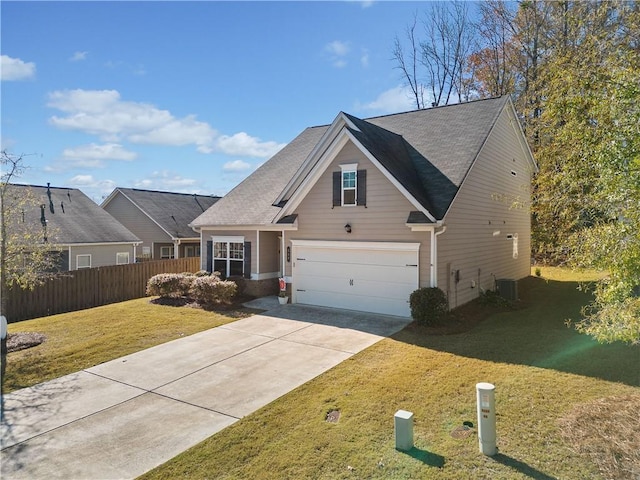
[
  {"xmin": 479, "ymin": 288, "xmax": 511, "ymax": 307},
  {"xmin": 409, "ymin": 287, "xmax": 449, "ymax": 325},
  {"xmin": 190, "ymin": 276, "xmax": 237, "ymax": 305},
  {"xmin": 146, "ymin": 273, "xmax": 193, "ymax": 298}
]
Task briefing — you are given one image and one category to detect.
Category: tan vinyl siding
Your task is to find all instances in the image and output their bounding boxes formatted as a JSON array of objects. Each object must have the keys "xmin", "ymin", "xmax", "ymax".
[
  {"xmin": 258, "ymin": 231, "xmax": 281, "ymax": 276},
  {"xmin": 103, "ymin": 193, "xmax": 170, "ymax": 258},
  {"xmin": 438, "ymin": 107, "xmax": 533, "ymax": 308},
  {"xmin": 287, "ymin": 140, "xmax": 432, "ymax": 284},
  {"xmin": 69, "ymin": 244, "xmax": 136, "ymax": 270}
]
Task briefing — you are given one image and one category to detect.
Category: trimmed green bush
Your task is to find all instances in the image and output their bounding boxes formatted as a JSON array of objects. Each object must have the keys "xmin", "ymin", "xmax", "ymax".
[
  {"xmin": 190, "ymin": 276, "xmax": 237, "ymax": 305},
  {"xmin": 146, "ymin": 273, "xmax": 193, "ymax": 298},
  {"xmin": 409, "ymin": 287, "xmax": 449, "ymax": 325}
]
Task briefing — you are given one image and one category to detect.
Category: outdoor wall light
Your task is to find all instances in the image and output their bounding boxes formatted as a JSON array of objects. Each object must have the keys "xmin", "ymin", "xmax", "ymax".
[{"xmin": 344, "ymin": 224, "xmax": 352, "ymax": 233}]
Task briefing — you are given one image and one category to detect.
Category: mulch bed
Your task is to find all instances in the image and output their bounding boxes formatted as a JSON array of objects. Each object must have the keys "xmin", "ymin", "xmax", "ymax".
[{"xmin": 6, "ymin": 332, "xmax": 47, "ymax": 353}]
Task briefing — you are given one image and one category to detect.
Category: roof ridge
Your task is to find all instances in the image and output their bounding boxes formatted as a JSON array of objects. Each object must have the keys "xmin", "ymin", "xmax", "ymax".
[{"xmin": 118, "ymin": 187, "xmax": 219, "ymax": 198}]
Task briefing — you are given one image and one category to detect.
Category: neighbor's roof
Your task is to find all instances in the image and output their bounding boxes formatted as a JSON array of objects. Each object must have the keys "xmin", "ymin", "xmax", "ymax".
[
  {"xmin": 7, "ymin": 184, "xmax": 141, "ymax": 244},
  {"xmin": 103, "ymin": 188, "xmax": 220, "ymax": 239},
  {"xmin": 192, "ymin": 96, "xmax": 509, "ymax": 227}
]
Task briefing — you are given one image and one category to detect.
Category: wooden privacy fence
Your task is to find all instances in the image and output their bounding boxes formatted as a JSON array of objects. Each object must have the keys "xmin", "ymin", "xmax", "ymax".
[{"xmin": 5, "ymin": 257, "xmax": 200, "ymax": 323}]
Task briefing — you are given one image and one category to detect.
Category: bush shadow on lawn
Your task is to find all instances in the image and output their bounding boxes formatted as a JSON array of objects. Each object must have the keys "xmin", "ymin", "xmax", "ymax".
[{"xmin": 393, "ymin": 276, "xmax": 640, "ymax": 387}]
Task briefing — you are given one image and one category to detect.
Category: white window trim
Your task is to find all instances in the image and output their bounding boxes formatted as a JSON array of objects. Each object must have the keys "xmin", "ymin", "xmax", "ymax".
[
  {"xmin": 212, "ymin": 236, "xmax": 245, "ymax": 277},
  {"xmin": 160, "ymin": 246, "xmax": 174, "ymax": 259},
  {"xmin": 116, "ymin": 252, "xmax": 130, "ymax": 265},
  {"xmin": 340, "ymin": 163, "xmax": 358, "ymax": 207},
  {"xmin": 76, "ymin": 254, "xmax": 91, "ymax": 269}
]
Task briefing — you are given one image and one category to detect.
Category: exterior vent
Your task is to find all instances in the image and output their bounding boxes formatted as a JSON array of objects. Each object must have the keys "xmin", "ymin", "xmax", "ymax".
[{"xmin": 496, "ymin": 279, "xmax": 518, "ymax": 302}]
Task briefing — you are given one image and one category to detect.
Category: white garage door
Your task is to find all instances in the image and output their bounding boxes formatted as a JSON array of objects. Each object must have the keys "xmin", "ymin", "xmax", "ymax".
[{"xmin": 291, "ymin": 240, "xmax": 419, "ymax": 317}]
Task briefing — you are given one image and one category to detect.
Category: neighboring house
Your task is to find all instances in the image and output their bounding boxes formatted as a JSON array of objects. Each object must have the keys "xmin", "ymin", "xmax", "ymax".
[
  {"xmin": 8, "ymin": 184, "xmax": 141, "ymax": 271},
  {"xmin": 190, "ymin": 97, "xmax": 537, "ymax": 317},
  {"xmin": 102, "ymin": 188, "xmax": 220, "ymax": 261}
]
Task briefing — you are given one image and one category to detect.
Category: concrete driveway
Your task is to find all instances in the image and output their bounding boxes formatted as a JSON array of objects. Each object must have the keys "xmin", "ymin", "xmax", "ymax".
[{"xmin": 1, "ymin": 301, "xmax": 410, "ymax": 479}]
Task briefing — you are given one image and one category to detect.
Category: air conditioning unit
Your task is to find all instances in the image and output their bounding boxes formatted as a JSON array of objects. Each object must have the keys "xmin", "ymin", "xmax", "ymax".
[{"xmin": 496, "ymin": 279, "xmax": 518, "ymax": 302}]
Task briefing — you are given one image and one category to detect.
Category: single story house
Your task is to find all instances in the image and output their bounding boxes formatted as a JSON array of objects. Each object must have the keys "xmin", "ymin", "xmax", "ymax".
[
  {"xmin": 7, "ymin": 184, "xmax": 141, "ymax": 270},
  {"xmin": 190, "ymin": 97, "xmax": 537, "ymax": 317},
  {"xmin": 101, "ymin": 188, "xmax": 220, "ymax": 261}
]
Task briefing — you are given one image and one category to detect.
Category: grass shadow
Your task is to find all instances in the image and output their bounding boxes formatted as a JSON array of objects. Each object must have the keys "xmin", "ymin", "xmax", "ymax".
[
  {"xmin": 392, "ymin": 276, "xmax": 640, "ymax": 387},
  {"xmin": 398, "ymin": 446, "xmax": 445, "ymax": 468},
  {"xmin": 491, "ymin": 453, "xmax": 557, "ymax": 480}
]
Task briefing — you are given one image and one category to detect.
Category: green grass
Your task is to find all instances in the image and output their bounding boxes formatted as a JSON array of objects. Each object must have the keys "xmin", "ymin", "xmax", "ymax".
[
  {"xmin": 5, "ymin": 297, "xmax": 253, "ymax": 392},
  {"xmin": 139, "ymin": 270, "xmax": 639, "ymax": 480}
]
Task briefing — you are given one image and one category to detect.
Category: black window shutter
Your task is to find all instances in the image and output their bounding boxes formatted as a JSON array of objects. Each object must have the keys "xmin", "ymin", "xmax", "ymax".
[
  {"xmin": 332, "ymin": 171, "xmax": 341, "ymax": 207},
  {"xmin": 357, "ymin": 169, "xmax": 367, "ymax": 206},
  {"xmin": 206, "ymin": 240, "xmax": 213, "ymax": 273},
  {"xmin": 244, "ymin": 241, "xmax": 251, "ymax": 279}
]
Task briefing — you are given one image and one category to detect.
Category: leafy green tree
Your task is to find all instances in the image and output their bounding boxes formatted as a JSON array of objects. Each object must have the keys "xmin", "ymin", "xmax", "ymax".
[
  {"xmin": 533, "ymin": 2, "xmax": 640, "ymax": 343},
  {"xmin": 1, "ymin": 150, "xmax": 62, "ymax": 413}
]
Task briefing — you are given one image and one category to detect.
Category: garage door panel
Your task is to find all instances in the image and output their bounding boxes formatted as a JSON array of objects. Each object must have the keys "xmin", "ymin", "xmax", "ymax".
[
  {"xmin": 291, "ymin": 241, "xmax": 419, "ymax": 318},
  {"xmin": 295, "ymin": 273, "xmax": 417, "ymax": 298},
  {"xmin": 296, "ymin": 248, "xmax": 417, "ymax": 267},
  {"xmin": 296, "ymin": 262, "xmax": 417, "ymax": 284},
  {"xmin": 296, "ymin": 289, "xmax": 411, "ymax": 317}
]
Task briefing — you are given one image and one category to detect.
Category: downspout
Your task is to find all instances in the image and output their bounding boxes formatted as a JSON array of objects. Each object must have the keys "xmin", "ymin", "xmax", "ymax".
[
  {"xmin": 256, "ymin": 230, "xmax": 260, "ymax": 278},
  {"xmin": 68, "ymin": 245, "xmax": 72, "ymax": 271},
  {"xmin": 281, "ymin": 230, "xmax": 286, "ymax": 277},
  {"xmin": 431, "ymin": 225, "xmax": 447, "ymax": 287}
]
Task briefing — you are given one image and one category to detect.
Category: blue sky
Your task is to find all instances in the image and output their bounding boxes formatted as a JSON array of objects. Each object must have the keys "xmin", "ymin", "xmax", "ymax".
[{"xmin": 2, "ymin": 1, "xmax": 431, "ymax": 202}]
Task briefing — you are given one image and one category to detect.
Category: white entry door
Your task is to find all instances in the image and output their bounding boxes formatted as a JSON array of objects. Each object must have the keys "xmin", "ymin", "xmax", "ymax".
[{"xmin": 291, "ymin": 240, "xmax": 419, "ymax": 317}]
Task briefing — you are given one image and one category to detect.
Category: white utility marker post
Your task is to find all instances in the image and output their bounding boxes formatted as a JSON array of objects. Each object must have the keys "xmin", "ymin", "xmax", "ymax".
[
  {"xmin": 476, "ymin": 382, "xmax": 496, "ymax": 456},
  {"xmin": 394, "ymin": 409, "xmax": 414, "ymax": 451}
]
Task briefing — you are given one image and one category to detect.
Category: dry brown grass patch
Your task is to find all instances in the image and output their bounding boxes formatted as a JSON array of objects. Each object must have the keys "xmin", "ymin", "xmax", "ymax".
[{"xmin": 558, "ymin": 394, "xmax": 640, "ymax": 480}]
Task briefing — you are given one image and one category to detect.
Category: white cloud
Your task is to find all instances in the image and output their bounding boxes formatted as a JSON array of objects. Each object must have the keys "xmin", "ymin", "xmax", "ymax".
[
  {"xmin": 69, "ymin": 174, "xmax": 96, "ymax": 185},
  {"xmin": 326, "ymin": 40, "xmax": 350, "ymax": 57},
  {"xmin": 216, "ymin": 132, "xmax": 285, "ymax": 158},
  {"xmin": 47, "ymin": 89, "xmax": 284, "ymax": 159},
  {"xmin": 60, "ymin": 143, "xmax": 137, "ymax": 168},
  {"xmin": 70, "ymin": 51, "xmax": 88, "ymax": 62},
  {"xmin": 223, "ymin": 160, "xmax": 251, "ymax": 172},
  {"xmin": 357, "ymin": 85, "xmax": 416, "ymax": 115},
  {"xmin": 68, "ymin": 175, "xmax": 117, "ymax": 202},
  {"xmin": 361, "ymin": 49, "xmax": 370, "ymax": 68},
  {"xmin": 63, "ymin": 143, "xmax": 136, "ymax": 161},
  {"xmin": 134, "ymin": 171, "xmax": 198, "ymax": 191},
  {"xmin": 1, "ymin": 55, "xmax": 36, "ymax": 81},
  {"xmin": 325, "ymin": 41, "xmax": 350, "ymax": 68},
  {"xmin": 48, "ymin": 89, "xmax": 216, "ymax": 151}
]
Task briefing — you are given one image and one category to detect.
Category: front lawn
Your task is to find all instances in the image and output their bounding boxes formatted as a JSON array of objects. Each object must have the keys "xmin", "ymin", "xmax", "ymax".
[
  {"xmin": 140, "ymin": 269, "xmax": 639, "ymax": 480},
  {"xmin": 4, "ymin": 297, "xmax": 254, "ymax": 392}
]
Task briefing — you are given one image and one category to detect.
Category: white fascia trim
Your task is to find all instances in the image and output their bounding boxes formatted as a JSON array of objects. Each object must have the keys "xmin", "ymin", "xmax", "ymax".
[
  {"xmin": 275, "ymin": 132, "xmax": 351, "ymax": 221},
  {"xmin": 406, "ymin": 220, "xmax": 443, "ymax": 232},
  {"xmin": 290, "ymin": 239, "xmax": 420, "ymax": 252},
  {"xmin": 67, "ymin": 241, "xmax": 141, "ymax": 247},
  {"xmin": 251, "ymin": 271, "xmax": 280, "ymax": 280},
  {"xmin": 507, "ymin": 98, "xmax": 538, "ymax": 173},
  {"xmin": 201, "ymin": 223, "xmax": 298, "ymax": 232},
  {"xmin": 211, "ymin": 235, "xmax": 245, "ymax": 243},
  {"xmin": 345, "ymin": 130, "xmax": 436, "ymax": 222},
  {"xmin": 118, "ymin": 190, "xmax": 175, "ymax": 239},
  {"xmin": 274, "ymin": 112, "xmax": 359, "ymax": 206},
  {"xmin": 276, "ymin": 128, "xmax": 436, "ymax": 223}
]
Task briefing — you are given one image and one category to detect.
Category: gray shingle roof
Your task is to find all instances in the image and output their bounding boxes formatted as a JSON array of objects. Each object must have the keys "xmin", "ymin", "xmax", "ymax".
[
  {"xmin": 192, "ymin": 97, "xmax": 508, "ymax": 227},
  {"xmin": 8, "ymin": 184, "xmax": 140, "ymax": 244},
  {"xmin": 109, "ymin": 188, "xmax": 220, "ymax": 238}
]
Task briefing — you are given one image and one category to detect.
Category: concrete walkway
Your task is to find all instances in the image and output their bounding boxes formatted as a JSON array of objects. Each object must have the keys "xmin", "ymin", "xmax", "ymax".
[{"xmin": 1, "ymin": 302, "xmax": 410, "ymax": 479}]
